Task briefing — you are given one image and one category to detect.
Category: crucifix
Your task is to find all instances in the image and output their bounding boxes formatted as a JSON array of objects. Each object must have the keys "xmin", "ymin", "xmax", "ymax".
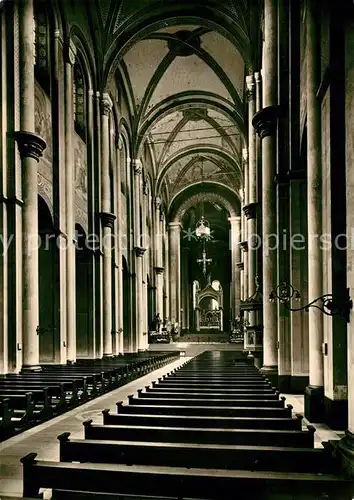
[{"xmin": 197, "ymin": 249, "xmax": 212, "ymax": 276}]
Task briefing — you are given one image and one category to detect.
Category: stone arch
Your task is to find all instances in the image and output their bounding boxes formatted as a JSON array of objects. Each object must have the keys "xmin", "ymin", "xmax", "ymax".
[{"xmin": 171, "ymin": 190, "xmax": 238, "ymax": 222}]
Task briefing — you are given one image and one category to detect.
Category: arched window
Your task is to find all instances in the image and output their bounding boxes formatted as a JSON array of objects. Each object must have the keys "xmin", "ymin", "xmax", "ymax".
[
  {"xmin": 73, "ymin": 61, "xmax": 86, "ymax": 140},
  {"xmin": 33, "ymin": 3, "xmax": 51, "ymax": 94}
]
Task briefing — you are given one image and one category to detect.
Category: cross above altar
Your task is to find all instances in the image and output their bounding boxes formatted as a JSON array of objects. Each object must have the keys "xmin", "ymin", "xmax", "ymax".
[{"xmin": 197, "ymin": 249, "xmax": 212, "ymax": 275}]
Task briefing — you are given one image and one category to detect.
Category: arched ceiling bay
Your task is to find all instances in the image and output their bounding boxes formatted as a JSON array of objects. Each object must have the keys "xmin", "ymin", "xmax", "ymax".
[
  {"xmin": 88, "ymin": 1, "xmax": 255, "ymax": 205},
  {"xmin": 117, "ymin": 24, "xmax": 246, "ymax": 200}
]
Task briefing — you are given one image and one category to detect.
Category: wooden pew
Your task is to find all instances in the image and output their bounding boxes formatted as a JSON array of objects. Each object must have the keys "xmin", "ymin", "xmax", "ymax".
[
  {"xmin": 117, "ymin": 401, "xmax": 294, "ymax": 418},
  {"xmin": 138, "ymin": 389, "xmax": 281, "ymax": 400},
  {"xmin": 82, "ymin": 419, "xmax": 316, "ymax": 448},
  {"xmin": 0, "ymin": 387, "xmax": 51, "ymax": 419},
  {"xmin": 6, "ymin": 373, "xmax": 87, "ymax": 401},
  {"xmin": 128, "ymin": 394, "xmax": 286, "ymax": 408},
  {"xmin": 0, "ymin": 398, "xmax": 15, "ymax": 438},
  {"xmin": 57, "ymin": 431, "xmax": 336, "ymax": 474},
  {"xmin": 102, "ymin": 408, "xmax": 303, "ymax": 430},
  {"xmin": 0, "ymin": 379, "xmax": 67, "ymax": 411},
  {"xmin": 146, "ymin": 385, "xmax": 276, "ymax": 395},
  {"xmin": 21, "ymin": 453, "xmax": 353, "ymax": 500},
  {"xmin": 0, "ymin": 392, "xmax": 34, "ymax": 424}
]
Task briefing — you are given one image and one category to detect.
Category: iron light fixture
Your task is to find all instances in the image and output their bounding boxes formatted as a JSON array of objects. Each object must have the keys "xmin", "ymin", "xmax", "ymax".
[{"xmin": 269, "ymin": 282, "xmax": 353, "ymax": 323}]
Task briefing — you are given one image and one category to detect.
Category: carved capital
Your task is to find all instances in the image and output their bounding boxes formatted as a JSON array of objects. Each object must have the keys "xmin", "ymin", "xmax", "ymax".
[
  {"xmin": 63, "ymin": 39, "xmax": 77, "ymax": 65},
  {"xmin": 254, "ymin": 72, "xmax": 262, "ymax": 84},
  {"xmin": 155, "ymin": 266, "xmax": 164, "ymax": 275},
  {"xmin": 243, "ymin": 202, "xmax": 258, "ymax": 220},
  {"xmin": 143, "ymin": 180, "xmax": 148, "ymax": 195},
  {"xmin": 132, "ymin": 160, "xmax": 142, "ymax": 175},
  {"xmin": 14, "ymin": 131, "xmax": 46, "ymax": 162},
  {"xmin": 101, "ymin": 95, "xmax": 112, "ymax": 116},
  {"xmin": 99, "ymin": 212, "xmax": 116, "ymax": 228},
  {"xmin": 246, "ymin": 74, "xmax": 255, "ymax": 102},
  {"xmin": 155, "ymin": 197, "xmax": 162, "ymax": 210},
  {"xmin": 239, "ymin": 240, "xmax": 249, "ymax": 253},
  {"xmin": 242, "ymin": 148, "xmax": 248, "ymax": 163},
  {"xmin": 134, "ymin": 246, "xmax": 146, "ymax": 257},
  {"xmin": 236, "ymin": 262, "xmax": 244, "ymax": 270},
  {"xmin": 252, "ymin": 106, "xmax": 279, "ymax": 139}
]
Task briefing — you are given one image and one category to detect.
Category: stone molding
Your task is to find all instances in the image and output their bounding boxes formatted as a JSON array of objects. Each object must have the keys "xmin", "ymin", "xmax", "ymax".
[
  {"xmin": 239, "ymin": 240, "xmax": 249, "ymax": 253},
  {"xmin": 99, "ymin": 211, "xmax": 116, "ymax": 228},
  {"xmin": 14, "ymin": 131, "xmax": 47, "ymax": 162},
  {"xmin": 243, "ymin": 202, "xmax": 258, "ymax": 220},
  {"xmin": 134, "ymin": 246, "xmax": 146, "ymax": 257},
  {"xmin": 252, "ymin": 105, "xmax": 279, "ymax": 139}
]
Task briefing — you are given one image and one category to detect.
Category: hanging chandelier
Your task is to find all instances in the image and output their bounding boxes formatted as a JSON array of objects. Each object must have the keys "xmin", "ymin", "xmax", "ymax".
[
  {"xmin": 195, "ymin": 215, "xmax": 211, "ymax": 239},
  {"xmin": 195, "ymin": 159, "xmax": 211, "ymax": 239}
]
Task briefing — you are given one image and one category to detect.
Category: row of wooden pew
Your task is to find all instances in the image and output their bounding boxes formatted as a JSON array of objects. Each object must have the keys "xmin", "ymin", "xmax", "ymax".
[
  {"xmin": 0, "ymin": 351, "xmax": 179, "ymax": 441},
  {"xmin": 21, "ymin": 351, "xmax": 354, "ymax": 499}
]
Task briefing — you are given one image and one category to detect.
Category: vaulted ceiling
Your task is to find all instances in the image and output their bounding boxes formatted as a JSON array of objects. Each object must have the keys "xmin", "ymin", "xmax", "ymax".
[{"xmin": 80, "ymin": 0, "xmax": 261, "ymax": 216}]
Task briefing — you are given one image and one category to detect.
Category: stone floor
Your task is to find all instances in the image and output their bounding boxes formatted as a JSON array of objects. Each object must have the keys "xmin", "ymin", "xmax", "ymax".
[{"xmin": 0, "ymin": 356, "xmax": 343, "ymax": 499}]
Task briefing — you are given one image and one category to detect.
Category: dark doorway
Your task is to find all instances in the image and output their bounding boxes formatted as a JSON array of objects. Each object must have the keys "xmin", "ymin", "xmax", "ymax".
[
  {"xmin": 38, "ymin": 196, "xmax": 59, "ymax": 363},
  {"xmin": 75, "ymin": 224, "xmax": 94, "ymax": 358}
]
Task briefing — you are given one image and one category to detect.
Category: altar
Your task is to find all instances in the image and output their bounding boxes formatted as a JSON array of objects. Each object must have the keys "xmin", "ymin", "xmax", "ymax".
[{"xmin": 194, "ymin": 279, "xmax": 223, "ymax": 332}]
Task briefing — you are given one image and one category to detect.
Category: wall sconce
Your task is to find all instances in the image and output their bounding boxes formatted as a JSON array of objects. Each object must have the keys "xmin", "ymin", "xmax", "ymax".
[{"xmin": 269, "ymin": 281, "xmax": 353, "ymax": 323}]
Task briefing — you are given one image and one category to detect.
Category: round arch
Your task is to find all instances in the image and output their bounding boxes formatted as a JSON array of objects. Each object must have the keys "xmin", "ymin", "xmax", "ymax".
[
  {"xmin": 156, "ymin": 146, "xmax": 242, "ymax": 196},
  {"xmin": 137, "ymin": 93, "xmax": 245, "ymax": 156},
  {"xmin": 70, "ymin": 25, "xmax": 96, "ymax": 92},
  {"xmin": 169, "ymin": 184, "xmax": 240, "ymax": 222}
]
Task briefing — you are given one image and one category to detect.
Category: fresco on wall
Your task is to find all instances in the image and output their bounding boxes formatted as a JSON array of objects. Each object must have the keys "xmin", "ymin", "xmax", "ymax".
[
  {"xmin": 120, "ymin": 192, "xmax": 127, "ymax": 256},
  {"xmin": 75, "ymin": 135, "xmax": 88, "ymax": 232},
  {"xmin": 35, "ymin": 83, "xmax": 53, "ymax": 209},
  {"xmin": 35, "ymin": 84, "xmax": 52, "ymax": 162},
  {"xmin": 75, "ymin": 138, "xmax": 88, "ymax": 200}
]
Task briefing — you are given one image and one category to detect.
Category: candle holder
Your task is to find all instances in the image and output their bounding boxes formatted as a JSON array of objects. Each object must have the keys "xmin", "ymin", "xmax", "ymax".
[{"xmin": 269, "ymin": 281, "xmax": 353, "ymax": 323}]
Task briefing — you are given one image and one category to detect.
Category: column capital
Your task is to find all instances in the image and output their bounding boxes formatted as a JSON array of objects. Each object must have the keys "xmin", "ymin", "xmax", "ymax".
[
  {"xmin": 155, "ymin": 196, "xmax": 162, "ymax": 209},
  {"xmin": 14, "ymin": 131, "xmax": 46, "ymax": 162},
  {"xmin": 242, "ymin": 148, "xmax": 248, "ymax": 163},
  {"xmin": 239, "ymin": 240, "xmax": 249, "ymax": 252},
  {"xmin": 243, "ymin": 202, "xmax": 258, "ymax": 220},
  {"xmin": 132, "ymin": 159, "xmax": 142, "ymax": 175},
  {"xmin": 101, "ymin": 94, "xmax": 112, "ymax": 116},
  {"xmin": 252, "ymin": 106, "xmax": 279, "ymax": 139},
  {"xmin": 246, "ymin": 74, "xmax": 255, "ymax": 102},
  {"xmin": 254, "ymin": 72, "xmax": 262, "ymax": 84},
  {"xmin": 143, "ymin": 179, "xmax": 148, "ymax": 195},
  {"xmin": 134, "ymin": 246, "xmax": 146, "ymax": 258},
  {"xmin": 99, "ymin": 211, "xmax": 116, "ymax": 228},
  {"xmin": 63, "ymin": 38, "xmax": 77, "ymax": 65}
]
